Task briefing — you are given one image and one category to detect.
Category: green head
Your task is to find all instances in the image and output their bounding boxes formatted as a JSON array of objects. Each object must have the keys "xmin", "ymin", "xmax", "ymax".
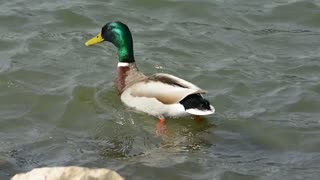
[{"xmin": 85, "ymin": 21, "xmax": 135, "ymax": 63}]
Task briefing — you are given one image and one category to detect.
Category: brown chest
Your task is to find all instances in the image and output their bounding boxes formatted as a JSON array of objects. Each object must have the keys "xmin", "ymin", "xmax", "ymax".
[{"xmin": 116, "ymin": 66, "xmax": 130, "ymax": 94}]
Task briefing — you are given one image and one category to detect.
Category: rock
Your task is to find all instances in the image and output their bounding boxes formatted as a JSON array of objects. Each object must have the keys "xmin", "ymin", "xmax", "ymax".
[{"xmin": 11, "ymin": 166, "xmax": 124, "ymax": 180}]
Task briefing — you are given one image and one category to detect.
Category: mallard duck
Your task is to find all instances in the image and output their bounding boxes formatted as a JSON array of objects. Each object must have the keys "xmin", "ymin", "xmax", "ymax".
[{"xmin": 85, "ymin": 21, "xmax": 215, "ymax": 127}]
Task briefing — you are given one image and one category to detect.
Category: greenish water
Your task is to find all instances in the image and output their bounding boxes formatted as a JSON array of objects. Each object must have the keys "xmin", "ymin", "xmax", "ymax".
[{"xmin": 1, "ymin": 0, "xmax": 320, "ymax": 179}]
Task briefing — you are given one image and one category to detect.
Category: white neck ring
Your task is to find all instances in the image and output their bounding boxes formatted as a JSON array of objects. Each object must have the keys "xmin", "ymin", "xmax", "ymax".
[{"xmin": 117, "ymin": 62, "xmax": 130, "ymax": 67}]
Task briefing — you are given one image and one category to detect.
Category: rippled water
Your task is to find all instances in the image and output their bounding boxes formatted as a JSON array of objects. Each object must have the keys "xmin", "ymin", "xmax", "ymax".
[{"xmin": 1, "ymin": 0, "xmax": 320, "ymax": 179}]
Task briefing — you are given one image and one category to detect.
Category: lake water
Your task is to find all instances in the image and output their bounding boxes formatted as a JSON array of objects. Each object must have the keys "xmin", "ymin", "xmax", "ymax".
[{"xmin": 1, "ymin": 0, "xmax": 320, "ymax": 179}]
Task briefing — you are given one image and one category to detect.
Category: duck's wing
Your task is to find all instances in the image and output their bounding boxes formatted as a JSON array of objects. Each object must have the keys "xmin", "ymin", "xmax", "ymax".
[
  {"xmin": 129, "ymin": 73, "xmax": 207, "ymax": 105},
  {"xmin": 150, "ymin": 73, "xmax": 204, "ymax": 90}
]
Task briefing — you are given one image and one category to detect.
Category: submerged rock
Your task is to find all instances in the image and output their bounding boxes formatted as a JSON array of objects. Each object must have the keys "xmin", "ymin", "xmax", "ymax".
[{"xmin": 11, "ymin": 166, "xmax": 124, "ymax": 180}]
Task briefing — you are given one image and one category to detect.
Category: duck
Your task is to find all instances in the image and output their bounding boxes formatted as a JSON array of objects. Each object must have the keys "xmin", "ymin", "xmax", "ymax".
[{"xmin": 85, "ymin": 21, "xmax": 215, "ymax": 131}]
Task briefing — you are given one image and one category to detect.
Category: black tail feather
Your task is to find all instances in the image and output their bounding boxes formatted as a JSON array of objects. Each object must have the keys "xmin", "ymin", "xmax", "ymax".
[{"xmin": 179, "ymin": 94, "xmax": 211, "ymax": 110}]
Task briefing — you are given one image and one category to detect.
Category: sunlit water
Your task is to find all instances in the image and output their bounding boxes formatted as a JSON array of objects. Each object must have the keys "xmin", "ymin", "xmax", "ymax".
[{"xmin": 1, "ymin": 0, "xmax": 320, "ymax": 179}]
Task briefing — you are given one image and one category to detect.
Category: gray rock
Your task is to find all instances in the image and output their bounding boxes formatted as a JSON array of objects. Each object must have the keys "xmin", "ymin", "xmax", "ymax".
[{"xmin": 11, "ymin": 166, "xmax": 124, "ymax": 180}]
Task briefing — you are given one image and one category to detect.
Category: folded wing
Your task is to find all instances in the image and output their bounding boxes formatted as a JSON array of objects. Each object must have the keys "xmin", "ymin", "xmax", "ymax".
[{"xmin": 130, "ymin": 73, "xmax": 207, "ymax": 104}]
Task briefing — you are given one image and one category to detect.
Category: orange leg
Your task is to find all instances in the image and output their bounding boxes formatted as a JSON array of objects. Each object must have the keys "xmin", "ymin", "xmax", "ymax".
[
  {"xmin": 156, "ymin": 117, "xmax": 168, "ymax": 136},
  {"xmin": 193, "ymin": 115, "xmax": 204, "ymax": 123}
]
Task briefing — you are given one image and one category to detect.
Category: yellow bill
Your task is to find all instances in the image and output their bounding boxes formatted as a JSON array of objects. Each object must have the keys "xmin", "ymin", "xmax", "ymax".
[{"xmin": 85, "ymin": 33, "xmax": 104, "ymax": 46}]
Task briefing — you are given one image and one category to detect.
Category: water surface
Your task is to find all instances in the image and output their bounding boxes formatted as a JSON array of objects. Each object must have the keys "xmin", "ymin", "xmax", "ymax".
[{"xmin": 1, "ymin": 0, "xmax": 320, "ymax": 179}]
